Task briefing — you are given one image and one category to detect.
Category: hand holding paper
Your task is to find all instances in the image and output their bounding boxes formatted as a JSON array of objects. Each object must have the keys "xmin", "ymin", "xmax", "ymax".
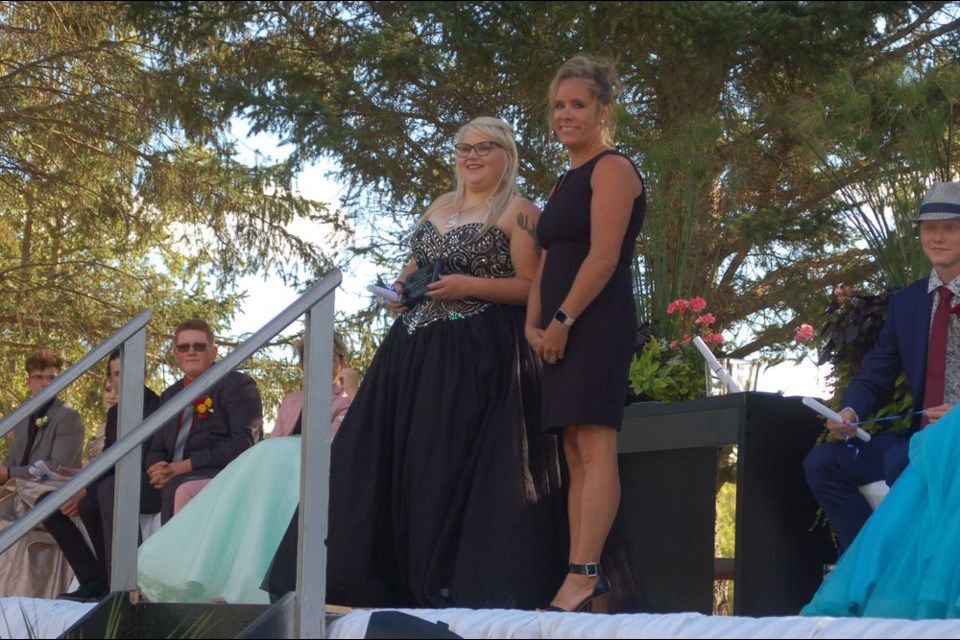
[
  {"xmin": 801, "ymin": 396, "xmax": 871, "ymax": 442},
  {"xmin": 366, "ymin": 284, "xmax": 401, "ymax": 304}
]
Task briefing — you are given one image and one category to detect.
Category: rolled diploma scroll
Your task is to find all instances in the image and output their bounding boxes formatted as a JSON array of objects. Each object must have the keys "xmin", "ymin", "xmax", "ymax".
[
  {"xmin": 693, "ymin": 336, "xmax": 743, "ymax": 393},
  {"xmin": 692, "ymin": 336, "xmax": 742, "ymax": 393},
  {"xmin": 801, "ymin": 396, "xmax": 871, "ymax": 442},
  {"xmin": 366, "ymin": 284, "xmax": 401, "ymax": 304}
]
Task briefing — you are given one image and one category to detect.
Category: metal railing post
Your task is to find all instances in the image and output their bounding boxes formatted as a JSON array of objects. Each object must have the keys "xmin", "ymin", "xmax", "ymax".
[
  {"xmin": 0, "ymin": 310, "xmax": 153, "ymax": 556},
  {"xmin": 297, "ymin": 293, "xmax": 335, "ymax": 638},
  {"xmin": 112, "ymin": 327, "xmax": 147, "ymax": 590}
]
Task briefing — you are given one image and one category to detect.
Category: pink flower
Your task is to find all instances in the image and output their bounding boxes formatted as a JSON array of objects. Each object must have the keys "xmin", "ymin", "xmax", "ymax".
[
  {"xmin": 794, "ymin": 323, "xmax": 815, "ymax": 342},
  {"xmin": 705, "ymin": 332, "xmax": 725, "ymax": 345},
  {"xmin": 667, "ymin": 298, "xmax": 690, "ymax": 314},
  {"xmin": 695, "ymin": 313, "xmax": 715, "ymax": 326},
  {"xmin": 689, "ymin": 296, "xmax": 707, "ymax": 313},
  {"xmin": 669, "ymin": 340, "xmax": 679, "ymax": 349},
  {"xmin": 681, "ymin": 334, "xmax": 692, "ymax": 345}
]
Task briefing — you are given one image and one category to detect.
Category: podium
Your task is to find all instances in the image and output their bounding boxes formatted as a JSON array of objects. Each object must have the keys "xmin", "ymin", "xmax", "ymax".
[{"xmin": 617, "ymin": 392, "xmax": 835, "ymax": 616}]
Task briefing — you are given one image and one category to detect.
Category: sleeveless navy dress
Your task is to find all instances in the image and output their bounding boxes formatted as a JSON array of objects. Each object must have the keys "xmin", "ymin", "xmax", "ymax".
[{"xmin": 536, "ymin": 150, "xmax": 646, "ymax": 431}]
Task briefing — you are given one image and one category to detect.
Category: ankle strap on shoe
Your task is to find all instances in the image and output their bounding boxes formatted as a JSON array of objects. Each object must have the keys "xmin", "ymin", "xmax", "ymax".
[{"xmin": 569, "ymin": 562, "xmax": 601, "ymax": 578}]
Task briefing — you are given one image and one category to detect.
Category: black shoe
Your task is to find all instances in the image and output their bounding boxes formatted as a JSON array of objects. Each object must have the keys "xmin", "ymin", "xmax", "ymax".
[
  {"xmin": 546, "ymin": 563, "xmax": 611, "ymax": 613},
  {"xmin": 57, "ymin": 581, "xmax": 109, "ymax": 602}
]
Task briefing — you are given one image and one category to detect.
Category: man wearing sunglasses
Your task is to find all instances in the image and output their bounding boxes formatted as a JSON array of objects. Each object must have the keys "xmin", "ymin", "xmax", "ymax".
[
  {"xmin": 146, "ymin": 319, "xmax": 263, "ymax": 524},
  {"xmin": 1, "ymin": 348, "xmax": 84, "ymax": 486}
]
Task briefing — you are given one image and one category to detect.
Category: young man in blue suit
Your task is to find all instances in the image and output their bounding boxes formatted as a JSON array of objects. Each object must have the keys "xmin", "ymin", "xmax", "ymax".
[{"xmin": 804, "ymin": 181, "xmax": 960, "ymax": 553}]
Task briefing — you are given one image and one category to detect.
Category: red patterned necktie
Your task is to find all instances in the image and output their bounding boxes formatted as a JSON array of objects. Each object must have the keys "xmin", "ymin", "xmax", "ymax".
[{"xmin": 921, "ymin": 286, "xmax": 953, "ymax": 429}]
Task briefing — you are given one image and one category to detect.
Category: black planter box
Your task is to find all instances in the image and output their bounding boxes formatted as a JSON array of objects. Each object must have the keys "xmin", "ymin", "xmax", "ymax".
[{"xmin": 616, "ymin": 392, "xmax": 835, "ymax": 616}]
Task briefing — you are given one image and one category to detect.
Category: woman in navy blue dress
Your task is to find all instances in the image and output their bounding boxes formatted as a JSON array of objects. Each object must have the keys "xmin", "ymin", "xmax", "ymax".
[{"xmin": 527, "ymin": 55, "xmax": 646, "ymax": 612}]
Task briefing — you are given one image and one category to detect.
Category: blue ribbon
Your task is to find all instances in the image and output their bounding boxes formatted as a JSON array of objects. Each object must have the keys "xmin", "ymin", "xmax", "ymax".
[
  {"xmin": 850, "ymin": 409, "xmax": 926, "ymax": 427},
  {"xmin": 844, "ymin": 409, "xmax": 926, "ymax": 458}
]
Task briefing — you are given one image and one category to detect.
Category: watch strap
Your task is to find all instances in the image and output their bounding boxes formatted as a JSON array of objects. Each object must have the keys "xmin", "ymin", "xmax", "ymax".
[{"xmin": 554, "ymin": 309, "xmax": 575, "ymax": 326}]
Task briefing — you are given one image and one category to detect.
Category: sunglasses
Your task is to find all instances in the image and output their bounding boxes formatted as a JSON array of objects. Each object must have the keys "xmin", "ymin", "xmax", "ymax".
[
  {"xmin": 28, "ymin": 374, "xmax": 58, "ymax": 382},
  {"xmin": 175, "ymin": 342, "xmax": 210, "ymax": 354}
]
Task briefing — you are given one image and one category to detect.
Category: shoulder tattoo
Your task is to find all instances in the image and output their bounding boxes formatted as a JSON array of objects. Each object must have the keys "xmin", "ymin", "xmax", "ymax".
[{"xmin": 516, "ymin": 212, "xmax": 542, "ymax": 256}]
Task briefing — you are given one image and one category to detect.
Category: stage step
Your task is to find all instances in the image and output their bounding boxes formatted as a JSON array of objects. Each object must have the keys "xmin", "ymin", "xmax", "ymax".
[
  {"xmin": 59, "ymin": 593, "xmax": 265, "ymax": 639},
  {"xmin": 59, "ymin": 592, "xmax": 348, "ymax": 639}
]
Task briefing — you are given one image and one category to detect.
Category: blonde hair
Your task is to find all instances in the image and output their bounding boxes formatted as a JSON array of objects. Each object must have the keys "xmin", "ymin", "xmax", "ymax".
[
  {"xmin": 416, "ymin": 116, "xmax": 520, "ymax": 236},
  {"xmin": 547, "ymin": 54, "xmax": 621, "ymax": 146}
]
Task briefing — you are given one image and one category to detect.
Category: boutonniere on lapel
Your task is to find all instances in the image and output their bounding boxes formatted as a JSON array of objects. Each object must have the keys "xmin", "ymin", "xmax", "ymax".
[
  {"xmin": 192, "ymin": 396, "xmax": 214, "ymax": 421},
  {"xmin": 35, "ymin": 415, "xmax": 50, "ymax": 429}
]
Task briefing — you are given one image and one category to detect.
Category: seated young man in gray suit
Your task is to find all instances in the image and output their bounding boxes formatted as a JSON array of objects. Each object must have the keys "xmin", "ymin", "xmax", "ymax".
[{"xmin": 1, "ymin": 348, "xmax": 84, "ymax": 484}]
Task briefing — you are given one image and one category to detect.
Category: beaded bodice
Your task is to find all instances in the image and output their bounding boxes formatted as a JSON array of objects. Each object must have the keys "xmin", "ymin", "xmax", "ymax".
[{"xmin": 402, "ymin": 221, "xmax": 514, "ymax": 332}]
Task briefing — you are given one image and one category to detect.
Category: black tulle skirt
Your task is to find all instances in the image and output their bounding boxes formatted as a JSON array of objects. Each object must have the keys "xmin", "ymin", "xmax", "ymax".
[{"xmin": 265, "ymin": 304, "xmax": 568, "ymax": 609}]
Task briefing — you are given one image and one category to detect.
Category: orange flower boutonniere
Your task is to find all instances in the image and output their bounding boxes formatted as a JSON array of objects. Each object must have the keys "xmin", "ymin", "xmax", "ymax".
[{"xmin": 192, "ymin": 396, "xmax": 214, "ymax": 421}]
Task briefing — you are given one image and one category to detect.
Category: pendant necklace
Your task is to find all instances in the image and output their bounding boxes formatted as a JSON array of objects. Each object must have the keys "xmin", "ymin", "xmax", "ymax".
[
  {"xmin": 446, "ymin": 200, "xmax": 486, "ymax": 229},
  {"xmin": 446, "ymin": 208, "xmax": 461, "ymax": 229}
]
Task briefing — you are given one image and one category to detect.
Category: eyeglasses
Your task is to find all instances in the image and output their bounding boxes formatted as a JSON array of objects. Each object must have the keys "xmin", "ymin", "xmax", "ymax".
[
  {"xmin": 28, "ymin": 374, "xmax": 57, "ymax": 382},
  {"xmin": 175, "ymin": 342, "xmax": 210, "ymax": 354},
  {"xmin": 453, "ymin": 141, "xmax": 502, "ymax": 158}
]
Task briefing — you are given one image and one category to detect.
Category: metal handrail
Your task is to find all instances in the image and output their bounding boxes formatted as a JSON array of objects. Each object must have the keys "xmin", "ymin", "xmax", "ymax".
[
  {"xmin": 0, "ymin": 269, "xmax": 340, "ymax": 638},
  {"xmin": 0, "ymin": 309, "xmax": 150, "ymax": 561},
  {"xmin": 0, "ymin": 310, "xmax": 152, "ymax": 441}
]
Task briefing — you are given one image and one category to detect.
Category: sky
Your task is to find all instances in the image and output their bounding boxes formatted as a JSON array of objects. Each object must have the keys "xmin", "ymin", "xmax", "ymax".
[{"xmin": 227, "ymin": 122, "xmax": 834, "ymax": 400}]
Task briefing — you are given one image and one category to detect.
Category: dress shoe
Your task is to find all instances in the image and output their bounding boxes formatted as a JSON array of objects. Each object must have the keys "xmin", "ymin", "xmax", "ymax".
[
  {"xmin": 57, "ymin": 581, "xmax": 109, "ymax": 602},
  {"xmin": 546, "ymin": 562, "xmax": 611, "ymax": 613}
]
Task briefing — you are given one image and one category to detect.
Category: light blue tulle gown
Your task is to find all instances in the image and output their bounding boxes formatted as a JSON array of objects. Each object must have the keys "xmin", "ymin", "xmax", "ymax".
[
  {"xmin": 137, "ymin": 437, "xmax": 301, "ymax": 604},
  {"xmin": 802, "ymin": 406, "xmax": 960, "ymax": 619}
]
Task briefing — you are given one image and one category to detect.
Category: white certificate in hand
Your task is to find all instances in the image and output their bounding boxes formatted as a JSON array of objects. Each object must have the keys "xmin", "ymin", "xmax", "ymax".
[
  {"xmin": 366, "ymin": 284, "xmax": 400, "ymax": 304},
  {"xmin": 802, "ymin": 397, "xmax": 871, "ymax": 442}
]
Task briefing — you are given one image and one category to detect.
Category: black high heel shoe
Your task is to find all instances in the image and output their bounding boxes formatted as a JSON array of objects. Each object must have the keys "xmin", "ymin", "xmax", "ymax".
[{"xmin": 546, "ymin": 562, "xmax": 611, "ymax": 613}]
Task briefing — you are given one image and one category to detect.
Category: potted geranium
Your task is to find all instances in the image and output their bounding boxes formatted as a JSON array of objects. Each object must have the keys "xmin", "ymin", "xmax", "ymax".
[{"xmin": 629, "ymin": 297, "xmax": 726, "ymax": 402}]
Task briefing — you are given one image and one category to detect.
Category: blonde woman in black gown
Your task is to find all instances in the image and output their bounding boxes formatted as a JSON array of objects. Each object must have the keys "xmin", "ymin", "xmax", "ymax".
[
  {"xmin": 265, "ymin": 116, "xmax": 567, "ymax": 609},
  {"xmin": 527, "ymin": 55, "xmax": 646, "ymax": 612}
]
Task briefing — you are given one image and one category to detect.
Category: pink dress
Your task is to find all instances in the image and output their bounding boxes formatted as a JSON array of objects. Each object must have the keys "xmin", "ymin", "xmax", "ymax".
[{"xmin": 272, "ymin": 384, "xmax": 352, "ymax": 437}]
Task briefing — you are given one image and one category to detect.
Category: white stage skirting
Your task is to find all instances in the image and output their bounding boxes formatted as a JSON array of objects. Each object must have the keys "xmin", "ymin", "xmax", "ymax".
[{"xmin": 4, "ymin": 597, "xmax": 960, "ymax": 639}]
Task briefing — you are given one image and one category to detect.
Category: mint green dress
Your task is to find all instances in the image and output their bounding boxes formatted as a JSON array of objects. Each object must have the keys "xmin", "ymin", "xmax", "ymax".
[{"xmin": 137, "ymin": 437, "xmax": 301, "ymax": 604}]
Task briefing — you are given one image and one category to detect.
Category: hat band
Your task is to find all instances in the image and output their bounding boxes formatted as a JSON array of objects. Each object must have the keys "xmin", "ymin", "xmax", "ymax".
[{"xmin": 920, "ymin": 201, "xmax": 960, "ymax": 215}]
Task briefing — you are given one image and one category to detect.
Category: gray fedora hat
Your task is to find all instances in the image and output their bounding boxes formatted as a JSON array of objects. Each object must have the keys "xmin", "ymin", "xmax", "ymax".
[{"xmin": 911, "ymin": 181, "xmax": 960, "ymax": 222}]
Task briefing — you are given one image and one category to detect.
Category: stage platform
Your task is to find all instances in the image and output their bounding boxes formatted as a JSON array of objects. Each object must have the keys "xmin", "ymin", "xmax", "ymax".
[{"xmin": 3, "ymin": 597, "xmax": 960, "ymax": 639}]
